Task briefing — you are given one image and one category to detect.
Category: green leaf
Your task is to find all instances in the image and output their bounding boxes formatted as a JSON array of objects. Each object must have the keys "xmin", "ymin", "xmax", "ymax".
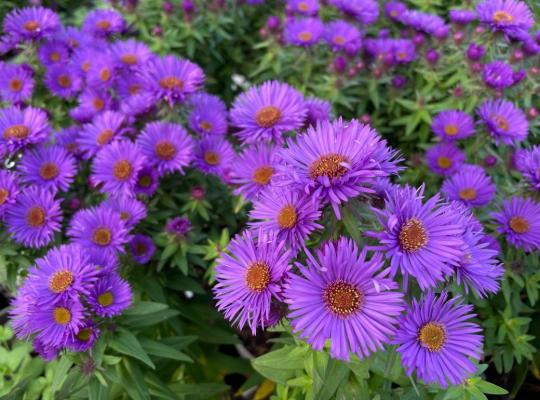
[
  {"xmin": 124, "ymin": 301, "xmax": 169, "ymax": 315},
  {"xmin": 475, "ymin": 380, "xmax": 509, "ymax": 395},
  {"xmin": 252, "ymin": 345, "xmax": 308, "ymax": 385},
  {"xmin": 166, "ymin": 383, "xmax": 229, "ymax": 399},
  {"xmin": 118, "ymin": 358, "xmax": 151, "ymax": 400},
  {"xmin": 110, "ymin": 330, "xmax": 155, "ymax": 369},
  {"xmin": 51, "ymin": 357, "xmax": 73, "ymax": 393},
  {"xmin": 140, "ymin": 339, "xmax": 193, "ymax": 362},
  {"xmin": 314, "ymin": 358, "xmax": 350, "ymax": 400}
]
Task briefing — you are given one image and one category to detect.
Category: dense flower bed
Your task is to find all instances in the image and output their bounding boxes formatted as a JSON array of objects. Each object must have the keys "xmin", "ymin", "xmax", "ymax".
[{"xmin": 0, "ymin": 0, "xmax": 539, "ymax": 399}]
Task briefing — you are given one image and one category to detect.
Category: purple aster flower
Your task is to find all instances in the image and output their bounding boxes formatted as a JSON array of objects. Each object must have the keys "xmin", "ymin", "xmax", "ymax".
[
  {"xmin": 454, "ymin": 228, "xmax": 503, "ymax": 298},
  {"xmin": 82, "ymin": 9, "xmax": 125, "ymax": 38},
  {"xmin": 33, "ymin": 338, "xmax": 60, "ymax": 361},
  {"xmin": 78, "ymin": 111, "xmax": 127, "ymax": 158},
  {"xmin": 367, "ymin": 185, "xmax": 465, "ymax": 289},
  {"xmin": 5, "ymin": 186, "xmax": 62, "ymax": 248},
  {"xmin": 287, "ymin": 0, "xmax": 319, "ymax": 16},
  {"xmin": 66, "ymin": 319, "xmax": 100, "ymax": 352},
  {"xmin": 284, "ymin": 18, "xmax": 323, "ymax": 47},
  {"xmin": 385, "ymin": 1, "xmax": 407, "ymax": 21},
  {"xmin": 399, "ymin": 10, "xmax": 448, "ymax": 36},
  {"xmin": 467, "ymin": 43, "xmax": 486, "ymax": 61},
  {"xmin": 393, "ymin": 292, "xmax": 482, "ymax": 387},
  {"xmin": 230, "ymin": 81, "xmax": 307, "ymax": 144},
  {"xmin": 0, "ymin": 106, "xmax": 50, "ymax": 155},
  {"xmin": 33, "ymin": 297, "xmax": 86, "ymax": 348},
  {"xmin": 87, "ymin": 248, "xmax": 118, "ymax": 275},
  {"xmin": 449, "ymin": 9, "xmax": 477, "ymax": 25},
  {"xmin": 303, "ymin": 97, "xmax": 331, "ymax": 128},
  {"xmin": 0, "ymin": 170, "xmax": 19, "ymax": 219},
  {"xmin": 442, "ymin": 165, "xmax": 496, "ymax": 208},
  {"xmin": 476, "ymin": 0, "xmax": 534, "ymax": 40},
  {"xmin": 187, "ymin": 93, "xmax": 228, "ymax": 136},
  {"xmin": 102, "ymin": 195, "xmax": 147, "ymax": 229},
  {"xmin": 10, "ymin": 282, "xmax": 37, "ymax": 339},
  {"xmin": 67, "ymin": 206, "xmax": 130, "ymax": 257},
  {"xmin": 110, "ymin": 39, "xmax": 152, "ymax": 69},
  {"xmin": 279, "ymin": 118, "xmax": 401, "ymax": 218},
  {"xmin": 134, "ymin": 166, "xmax": 159, "ymax": 196},
  {"xmin": 119, "ymin": 91, "xmax": 155, "ymax": 118},
  {"xmin": 284, "ymin": 237, "xmax": 404, "ymax": 360},
  {"xmin": 477, "ymin": 98, "xmax": 528, "ymax": 145},
  {"xmin": 136, "ymin": 121, "xmax": 194, "ymax": 176},
  {"xmin": 86, "ymin": 53, "xmax": 117, "ymax": 90},
  {"xmin": 516, "ymin": 145, "xmax": 540, "ymax": 190},
  {"xmin": 393, "ymin": 39, "xmax": 416, "ymax": 63},
  {"xmin": 138, "ymin": 55, "xmax": 204, "ymax": 106},
  {"xmin": 44, "ymin": 64, "xmax": 83, "ymax": 99},
  {"xmin": 230, "ymin": 144, "xmax": 279, "ymax": 201},
  {"xmin": 27, "ymin": 244, "xmax": 98, "ymax": 303},
  {"xmin": 166, "ymin": 216, "xmax": 191, "ymax": 239},
  {"xmin": 91, "ymin": 140, "xmax": 146, "ymax": 196},
  {"xmin": 70, "ymin": 88, "xmax": 113, "ymax": 123},
  {"xmin": 491, "ymin": 197, "xmax": 540, "ymax": 252},
  {"xmin": 483, "ymin": 61, "xmax": 514, "ymax": 89},
  {"xmin": 55, "ymin": 26, "xmax": 90, "ymax": 50},
  {"xmin": 323, "ymin": 20, "xmax": 362, "ymax": 55},
  {"xmin": 88, "ymin": 272, "xmax": 132, "ymax": 318},
  {"xmin": 391, "ymin": 75, "xmax": 407, "ymax": 89},
  {"xmin": 18, "ymin": 145, "xmax": 77, "ymax": 193},
  {"xmin": 54, "ymin": 126, "xmax": 83, "ymax": 157},
  {"xmin": 193, "ymin": 135, "xmax": 235, "ymax": 176},
  {"xmin": 214, "ymin": 230, "xmax": 291, "ymax": 334},
  {"xmin": 0, "ymin": 63, "xmax": 34, "ymax": 103},
  {"xmin": 334, "ymin": 0, "xmax": 379, "ymax": 25},
  {"xmin": 364, "ymin": 38, "xmax": 396, "ymax": 63},
  {"xmin": 2, "ymin": 7, "xmax": 60, "ymax": 43},
  {"xmin": 71, "ymin": 47, "xmax": 98, "ymax": 77},
  {"xmin": 432, "ymin": 110, "xmax": 475, "ymax": 141},
  {"xmin": 249, "ymin": 187, "xmax": 322, "ymax": 251},
  {"xmin": 425, "ymin": 142, "xmax": 466, "ymax": 177},
  {"xmin": 37, "ymin": 40, "xmax": 69, "ymax": 68},
  {"xmin": 129, "ymin": 234, "xmax": 156, "ymax": 264}
]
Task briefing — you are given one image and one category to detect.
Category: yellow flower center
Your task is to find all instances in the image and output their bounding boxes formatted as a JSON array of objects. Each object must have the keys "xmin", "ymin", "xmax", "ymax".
[
  {"xmin": 309, "ymin": 153, "xmax": 349, "ymax": 180},
  {"xmin": 76, "ymin": 328, "xmax": 92, "ymax": 341},
  {"xmin": 324, "ymin": 280, "xmax": 363, "ymax": 317},
  {"xmin": 50, "ymin": 52, "xmax": 60, "ymax": 62},
  {"xmin": 49, "ymin": 270, "xmax": 74, "ymax": 293},
  {"xmin": 159, "ymin": 76, "xmax": 184, "ymax": 90},
  {"xmin": 509, "ymin": 216, "xmax": 529, "ymax": 234},
  {"xmin": 53, "ymin": 307, "xmax": 72, "ymax": 325},
  {"xmin": 92, "ymin": 227, "xmax": 112, "ymax": 246},
  {"xmin": 399, "ymin": 218, "xmax": 428, "ymax": 252},
  {"xmin": 204, "ymin": 151, "xmax": 220, "ymax": 166},
  {"xmin": 252, "ymin": 166, "xmax": 274, "ymax": 185},
  {"xmin": 255, "ymin": 106, "xmax": 281, "ymax": 128},
  {"xmin": 459, "ymin": 188, "xmax": 477, "ymax": 201},
  {"xmin": 493, "ymin": 10, "xmax": 514, "ymax": 24},
  {"xmin": 98, "ymin": 291, "xmax": 114, "ymax": 307},
  {"xmin": 444, "ymin": 123, "xmax": 459, "ymax": 136},
  {"xmin": 418, "ymin": 322, "xmax": 446, "ymax": 352},
  {"xmin": 245, "ymin": 262, "xmax": 270, "ymax": 292},
  {"xmin": 277, "ymin": 205, "xmax": 297, "ymax": 229},
  {"xmin": 436, "ymin": 156, "xmax": 452, "ymax": 169},
  {"xmin": 492, "ymin": 114, "xmax": 509, "ymax": 131},
  {"xmin": 113, "ymin": 160, "xmax": 133, "ymax": 180}
]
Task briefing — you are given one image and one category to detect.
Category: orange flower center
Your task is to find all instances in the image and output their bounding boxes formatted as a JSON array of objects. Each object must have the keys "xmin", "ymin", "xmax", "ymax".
[
  {"xmin": 492, "ymin": 114, "xmax": 509, "ymax": 131},
  {"xmin": 120, "ymin": 54, "xmax": 138, "ymax": 65},
  {"xmin": 199, "ymin": 121, "xmax": 212, "ymax": 132},
  {"xmin": 204, "ymin": 151, "xmax": 220, "ymax": 166},
  {"xmin": 333, "ymin": 35, "xmax": 346, "ymax": 45},
  {"xmin": 399, "ymin": 218, "xmax": 428, "ymax": 252},
  {"xmin": 509, "ymin": 216, "xmax": 529, "ymax": 234},
  {"xmin": 50, "ymin": 52, "xmax": 60, "ymax": 62},
  {"xmin": 39, "ymin": 162, "xmax": 59, "ymax": 180},
  {"xmin": 57, "ymin": 74, "xmax": 72, "ymax": 88},
  {"xmin": 76, "ymin": 328, "xmax": 92, "ymax": 341},
  {"xmin": 93, "ymin": 98, "xmax": 105, "ymax": 110},
  {"xmin": 53, "ymin": 307, "xmax": 71, "ymax": 325},
  {"xmin": 444, "ymin": 123, "xmax": 459, "ymax": 136},
  {"xmin": 459, "ymin": 188, "xmax": 477, "ymax": 201},
  {"xmin": 49, "ymin": 270, "xmax": 74, "ymax": 293},
  {"xmin": 298, "ymin": 31, "xmax": 312, "ymax": 42},
  {"xmin": 245, "ymin": 261, "xmax": 270, "ymax": 292},
  {"xmin": 418, "ymin": 322, "xmax": 446, "ymax": 352},
  {"xmin": 298, "ymin": 2, "xmax": 309, "ymax": 12},
  {"xmin": 0, "ymin": 188, "xmax": 9, "ymax": 205},
  {"xmin": 96, "ymin": 20, "xmax": 111, "ymax": 30},
  {"xmin": 309, "ymin": 153, "xmax": 349, "ymax": 180},
  {"xmin": 9, "ymin": 78, "xmax": 23, "ymax": 92},
  {"xmin": 277, "ymin": 205, "xmax": 297, "ymax": 229},
  {"xmin": 493, "ymin": 10, "xmax": 514, "ymax": 23},
  {"xmin": 99, "ymin": 68, "xmax": 111, "ymax": 82},
  {"xmin": 3, "ymin": 125, "xmax": 29, "ymax": 140},
  {"xmin": 98, "ymin": 291, "xmax": 114, "ymax": 306},
  {"xmin": 436, "ymin": 156, "xmax": 452, "ymax": 169},
  {"xmin": 255, "ymin": 106, "xmax": 281, "ymax": 128},
  {"xmin": 92, "ymin": 227, "xmax": 112, "ymax": 246},
  {"xmin": 96, "ymin": 129, "xmax": 114, "ymax": 146},
  {"xmin": 129, "ymin": 84, "xmax": 141, "ymax": 95},
  {"xmin": 23, "ymin": 20, "xmax": 40, "ymax": 32},
  {"xmin": 159, "ymin": 76, "xmax": 183, "ymax": 90},
  {"xmin": 252, "ymin": 166, "xmax": 274, "ymax": 185},
  {"xmin": 113, "ymin": 160, "xmax": 133, "ymax": 180},
  {"xmin": 26, "ymin": 206, "xmax": 46, "ymax": 227},
  {"xmin": 138, "ymin": 175, "xmax": 152, "ymax": 187},
  {"xmin": 324, "ymin": 280, "xmax": 363, "ymax": 317},
  {"xmin": 82, "ymin": 61, "xmax": 91, "ymax": 72},
  {"xmin": 155, "ymin": 140, "xmax": 177, "ymax": 161}
]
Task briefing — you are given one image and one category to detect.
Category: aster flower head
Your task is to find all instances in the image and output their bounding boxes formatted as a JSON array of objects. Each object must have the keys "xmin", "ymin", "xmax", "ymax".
[
  {"xmin": 385, "ymin": 2, "xmax": 407, "ymax": 21},
  {"xmin": 66, "ymin": 319, "xmax": 100, "ymax": 352},
  {"xmin": 188, "ymin": 93, "xmax": 228, "ymax": 136},
  {"xmin": 442, "ymin": 165, "xmax": 496, "ymax": 208},
  {"xmin": 284, "ymin": 237, "xmax": 404, "ymax": 361},
  {"xmin": 87, "ymin": 248, "xmax": 118, "ymax": 275},
  {"xmin": 129, "ymin": 234, "xmax": 156, "ymax": 264},
  {"xmin": 166, "ymin": 216, "xmax": 191, "ymax": 239},
  {"xmin": 70, "ymin": 88, "xmax": 113, "ymax": 123},
  {"xmin": 102, "ymin": 195, "xmax": 147, "ymax": 229},
  {"xmin": 136, "ymin": 121, "xmax": 194, "ymax": 176},
  {"xmin": 323, "ymin": 20, "xmax": 362, "ymax": 55},
  {"xmin": 249, "ymin": 187, "xmax": 322, "ymax": 251},
  {"xmin": 425, "ymin": 142, "xmax": 466, "ymax": 177},
  {"xmin": 477, "ymin": 98, "xmax": 528, "ymax": 145},
  {"xmin": 18, "ymin": 145, "xmax": 77, "ymax": 193},
  {"xmin": 449, "ymin": 9, "xmax": 477, "ymax": 25},
  {"xmin": 110, "ymin": 39, "xmax": 152, "ymax": 69},
  {"xmin": 214, "ymin": 230, "xmax": 291, "ymax": 334},
  {"xmin": 54, "ymin": 126, "xmax": 82, "ymax": 157},
  {"xmin": 431, "ymin": 110, "xmax": 475, "ymax": 141},
  {"xmin": 393, "ymin": 292, "xmax": 482, "ymax": 387},
  {"xmin": 91, "ymin": 140, "xmax": 146, "ymax": 196},
  {"xmin": 476, "ymin": 0, "xmax": 534, "ymax": 40},
  {"xmin": 2, "ymin": 7, "xmax": 60, "ymax": 43},
  {"xmin": 231, "ymin": 144, "xmax": 279, "ymax": 201},
  {"xmin": 516, "ymin": 145, "xmax": 540, "ymax": 190},
  {"xmin": 0, "ymin": 63, "xmax": 34, "ymax": 103},
  {"xmin": 367, "ymin": 185, "xmax": 465, "ymax": 289},
  {"xmin": 230, "ymin": 81, "xmax": 307, "ymax": 144},
  {"xmin": 303, "ymin": 97, "xmax": 331, "ymax": 128},
  {"xmin": 28, "ymin": 244, "xmax": 98, "ymax": 303},
  {"xmin": 0, "ymin": 106, "xmax": 50, "ymax": 155},
  {"xmin": 287, "ymin": 0, "xmax": 319, "ymax": 16},
  {"xmin": 491, "ymin": 197, "xmax": 540, "ymax": 252},
  {"xmin": 37, "ymin": 40, "xmax": 69, "ymax": 68},
  {"xmin": 134, "ymin": 166, "xmax": 159, "ymax": 196},
  {"xmin": 138, "ymin": 55, "xmax": 205, "ymax": 106},
  {"xmin": 400, "ymin": 10, "xmax": 449, "ymax": 37},
  {"xmin": 279, "ymin": 118, "xmax": 401, "ymax": 218},
  {"xmin": 284, "ymin": 18, "xmax": 324, "ymax": 47},
  {"xmin": 44, "ymin": 64, "xmax": 83, "ymax": 99},
  {"xmin": 334, "ymin": 0, "xmax": 379, "ymax": 25},
  {"xmin": 193, "ymin": 135, "xmax": 235, "ymax": 176},
  {"xmin": 483, "ymin": 61, "xmax": 514, "ymax": 89},
  {"xmin": 88, "ymin": 273, "xmax": 132, "ymax": 318},
  {"xmin": 33, "ymin": 338, "xmax": 60, "ymax": 361},
  {"xmin": 78, "ymin": 111, "xmax": 127, "ymax": 158},
  {"xmin": 86, "ymin": 53, "xmax": 117, "ymax": 90},
  {"xmin": 5, "ymin": 186, "xmax": 62, "ymax": 248},
  {"xmin": 82, "ymin": 9, "xmax": 125, "ymax": 37},
  {"xmin": 0, "ymin": 170, "xmax": 19, "ymax": 219},
  {"xmin": 393, "ymin": 39, "xmax": 416, "ymax": 64},
  {"xmin": 67, "ymin": 206, "xmax": 130, "ymax": 257}
]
